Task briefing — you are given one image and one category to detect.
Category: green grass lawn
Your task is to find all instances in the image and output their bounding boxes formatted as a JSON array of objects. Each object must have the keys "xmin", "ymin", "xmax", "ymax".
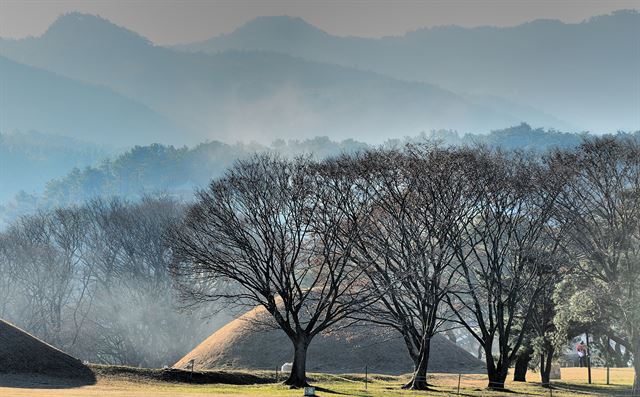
[
  {"xmin": 0, "ymin": 367, "xmax": 634, "ymax": 397},
  {"xmin": 162, "ymin": 369, "xmax": 634, "ymax": 397}
]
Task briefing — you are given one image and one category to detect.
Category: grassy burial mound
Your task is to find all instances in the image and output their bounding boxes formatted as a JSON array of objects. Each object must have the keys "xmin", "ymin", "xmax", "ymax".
[
  {"xmin": 175, "ymin": 306, "xmax": 484, "ymax": 375},
  {"xmin": 0, "ymin": 319, "xmax": 95, "ymax": 382}
]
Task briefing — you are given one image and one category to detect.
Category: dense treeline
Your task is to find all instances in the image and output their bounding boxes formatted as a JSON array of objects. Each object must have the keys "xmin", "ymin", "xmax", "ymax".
[
  {"xmin": 5, "ymin": 124, "xmax": 632, "ymax": 228},
  {"xmin": 0, "ymin": 136, "xmax": 367, "ymax": 227},
  {"xmin": 0, "ymin": 134, "xmax": 638, "ymax": 392}
]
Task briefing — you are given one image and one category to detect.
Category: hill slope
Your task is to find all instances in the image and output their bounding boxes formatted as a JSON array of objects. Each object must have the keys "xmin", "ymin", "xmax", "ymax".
[
  {"xmin": 0, "ymin": 55, "xmax": 176, "ymax": 146},
  {"xmin": 178, "ymin": 11, "xmax": 640, "ymax": 133},
  {"xmin": 0, "ymin": 13, "xmax": 564, "ymax": 144}
]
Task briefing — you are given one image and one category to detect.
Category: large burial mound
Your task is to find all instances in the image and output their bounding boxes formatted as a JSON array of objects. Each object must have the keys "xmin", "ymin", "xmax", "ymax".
[
  {"xmin": 176, "ymin": 306, "xmax": 484, "ymax": 375},
  {"xmin": 0, "ymin": 319, "xmax": 95, "ymax": 383}
]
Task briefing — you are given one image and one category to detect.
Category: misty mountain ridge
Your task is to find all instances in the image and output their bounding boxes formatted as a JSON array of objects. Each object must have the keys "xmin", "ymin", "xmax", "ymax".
[
  {"xmin": 1, "ymin": 12, "xmax": 578, "ymax": 146},
  {"xmin": 0, "ymin": 55, "xmax": 178, "ymax": 146},
  {"xmin": 44, "ymin": 12, "xmax": 153, "ymax": 48},
  {"xmin": 177, "ymin": 10, "xmax": 640, "ymax": 133}
]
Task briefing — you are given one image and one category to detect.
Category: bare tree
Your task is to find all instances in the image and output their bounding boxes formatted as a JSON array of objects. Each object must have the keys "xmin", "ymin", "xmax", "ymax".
[
  {"xmin": 447, "ymin": 149, "xmax": 565, "ymax": 390},
  {"xmin": 83, "ymin": 196, "xmax": 200, "ymax": 367},
  {"xmin": 0, "ymin": 232, "xmax": 20, "ymax": 318},
  {"xmin": 334, "ymin": 146, "xmax": 479, "ymax": 390},
  {"xmin": 551, "ymin": 137, "xmax": 640, "ymax": 394},
  {"xmin": 2, "ymin": 210, "xmax": 87, "ymax": 347},
  {"xmin": 0, "ymin": 196, "xmax": 209, "ymax": 367},
  {"xmin": 169, "ymin": 154, "xmax": 371, "ymax": 387}
]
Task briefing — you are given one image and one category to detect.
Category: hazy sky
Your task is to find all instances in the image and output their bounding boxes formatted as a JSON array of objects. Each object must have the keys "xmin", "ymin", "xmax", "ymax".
[{"xmin": 1, "ymin": 0, "xmax": 638, "ymax": 45}]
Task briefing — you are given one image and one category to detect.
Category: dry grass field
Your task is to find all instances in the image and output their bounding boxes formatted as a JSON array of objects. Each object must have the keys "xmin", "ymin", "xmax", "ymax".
[{"xmin": 0, "ymin": 367, "xmax": 634, "ymax": 397}]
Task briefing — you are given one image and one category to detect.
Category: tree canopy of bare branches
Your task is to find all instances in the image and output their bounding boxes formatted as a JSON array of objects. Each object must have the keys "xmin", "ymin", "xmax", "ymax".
[
  {"xmin": 169, "ymin": 154, "xmax": 372, "ymax": 387},
  {"xmin": 446, "ymin": 149, "xmax": 566, "ymax": 390},
  {"xmin": 329, "ymin": 146, "xmax": 480, "ymax": 389},
  {"xmin": 551, "ymin": 137, "xmax": 640, "ymax": 393}
]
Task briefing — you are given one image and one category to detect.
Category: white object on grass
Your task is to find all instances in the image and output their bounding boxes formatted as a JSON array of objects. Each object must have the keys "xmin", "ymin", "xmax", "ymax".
[{"xmin": 550, "ymin": 364, "xmax": 562, "ymax": 379}]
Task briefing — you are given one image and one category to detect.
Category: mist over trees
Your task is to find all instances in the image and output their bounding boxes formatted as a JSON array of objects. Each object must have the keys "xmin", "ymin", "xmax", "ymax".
[
  {"xmin": 4, "ymin": 124, "xmax": 632, "ymax": 228},
  {"xmin": 0, "ymin": 197, "xmax": 218, "ymax": 367},
  {"xmin": 0, "ymin": 134, "xmax": 638, "ymax": 391},
  {"xmin": 0, "ymin": 5, "xmax": 637, "ymax": 394},
  {"xmin": 0, "ymin": 131, "xmax": 111, "ymax": 202}
]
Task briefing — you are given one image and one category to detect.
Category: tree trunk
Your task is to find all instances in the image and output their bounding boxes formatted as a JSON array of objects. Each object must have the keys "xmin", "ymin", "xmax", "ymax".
[
  {"xmin": 540, "ymin": 351, "xmax": 553, "ymax": 388},
  {"xmin": 487, "ymin": 366, "xmax": 508, "ymax": 390},
  {"xmin": 284, "ymin": 337, "xmax": 309, "ymax": 388},
  {"xmin": 403, "ymin": 335, "xmax": 431, "ymax": 390},
  {"xmin": 513, "ymin": 346, "xmax": 533, "ymax": 382},
  {"xmin": 485, "ymin": 349, "xmax": 508, "ymax": 390}
]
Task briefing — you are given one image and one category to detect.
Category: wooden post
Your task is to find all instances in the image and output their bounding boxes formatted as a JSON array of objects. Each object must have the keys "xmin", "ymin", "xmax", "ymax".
[
  {"xmin": 457, "ymin": 373, "xmax": 461, "ymax": 395},
  {"xmin": 365, "ymin": 365, "xmax": 368, "ymax": 390},
  {"xmin": 606, "ymin": 336, "xmax": 610, "ymax": 385},
  {"xmin": 586, "ymin": 332, "xmax": 592, "ymax": 384}
]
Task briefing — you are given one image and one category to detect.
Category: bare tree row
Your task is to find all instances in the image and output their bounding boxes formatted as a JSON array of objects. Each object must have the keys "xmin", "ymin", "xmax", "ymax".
[
  {"xmin": 170, "ymin": 137, "xmax": 639, "ymax": 391},
  {"xmin": 1, "ymin": 136, "xmax": 636, "ymax": 392},
  {"xmin": 0, "ymin": 197, "xmax": 216, "ymax": 367}
]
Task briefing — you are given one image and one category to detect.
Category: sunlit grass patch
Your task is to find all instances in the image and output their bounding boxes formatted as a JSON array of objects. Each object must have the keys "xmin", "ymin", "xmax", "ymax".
[{"xmin": 0, "ymin": 367, "xmax": 634, "ymax": 397}]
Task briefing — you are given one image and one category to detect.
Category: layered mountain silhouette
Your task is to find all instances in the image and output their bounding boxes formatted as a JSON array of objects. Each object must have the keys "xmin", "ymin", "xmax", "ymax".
[
  {"xmin": 0, "ymin": 13, "xmax": 572, "ymax": 144},
  {"xmin": 177, "ymin": 11, "xmax": 640, "ymax": 133},
  {"xmin": 0, "ymin": 55, "xmax": 176, "ymax": 146}
]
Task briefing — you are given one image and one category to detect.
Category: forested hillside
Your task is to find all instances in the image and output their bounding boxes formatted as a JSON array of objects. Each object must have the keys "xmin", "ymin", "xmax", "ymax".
[{"xmin": 3, "ymin": 124, "xmax": 635, "ymax": 228}]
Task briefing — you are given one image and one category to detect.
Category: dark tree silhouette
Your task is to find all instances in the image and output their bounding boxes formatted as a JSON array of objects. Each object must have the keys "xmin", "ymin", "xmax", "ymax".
[
  {"xmin": 169, "ymin": 154, "xmax": 372, "ymax": 388},
  {"xmin": 551, "ymin": 137, "xmax": 640, "ymax": 394},
  {"xmin": 447, "ymin": 149, "xmax": 565, "ymax": 390},
  {"xmin": 334, "ymin": 146, "xmax": 480, "ymax": 390}
]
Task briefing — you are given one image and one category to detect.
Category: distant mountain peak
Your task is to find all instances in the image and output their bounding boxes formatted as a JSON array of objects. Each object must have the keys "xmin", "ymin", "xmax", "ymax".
[
  {"xmin": 43, "ymin": 12, "xmax": 151, "ymax": 46},
  {"xmin": 227, "ymin": 15, "xmax": 329, "ymax": 39}
]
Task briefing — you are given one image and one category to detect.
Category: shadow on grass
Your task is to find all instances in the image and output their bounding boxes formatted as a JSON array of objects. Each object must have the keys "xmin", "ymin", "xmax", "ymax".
[
  {"xmin": 92, "ymin": 364, "xmax": 274, "ymax": 385},
  {"xmin": 551, "ymin": 381, "xmax": 634, "ymax": 396},
  {"xmin": 488, "ymin": 387, "xmax": 538, "ymax": 395},
  {"xmin": 0, "ymin": 371, "xmax": 97, "ymax": 389},
  {"xmin": 314, "ymin": 385, "xmax": 352, "ymax": 395}
]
